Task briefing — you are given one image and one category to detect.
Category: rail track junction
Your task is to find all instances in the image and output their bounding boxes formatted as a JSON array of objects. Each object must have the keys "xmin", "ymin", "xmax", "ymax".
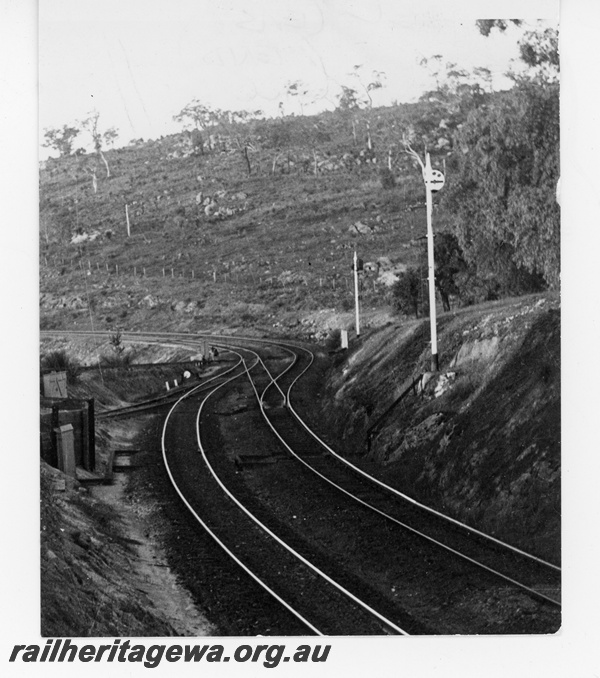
[{"xmin": 41, "ymin": 329, "xmax": 561, "ymax": 635}]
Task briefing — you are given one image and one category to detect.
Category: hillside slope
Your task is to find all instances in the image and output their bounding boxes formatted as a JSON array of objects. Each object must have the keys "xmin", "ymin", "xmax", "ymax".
[
  {"xmin": 39, "ymin": 108, "xmax": 560, "ymax": 577},
  {"xmin": 39, "ymin": 110, "xmax": 446, "ymax": 335},
  {"xmin": 309, "ymin": 293, "xmax": 560, "ymax": 563}
]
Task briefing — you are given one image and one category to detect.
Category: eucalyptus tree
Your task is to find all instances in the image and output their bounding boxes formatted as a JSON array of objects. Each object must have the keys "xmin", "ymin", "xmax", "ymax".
[
  {"xmin": 80, "ymin": 110, "xmax": 118, "ymax": 178},
  {"xmin": 336, "ymin": 66, "xmax": 386, "ymax": 150},
  {"xmin": 42, "ymin": 125, "xmax": 80, "ymax": 157},
  {"xmin": 214, "ymin": 108, "xmax": 263, "ymax": 175},
  {"xmin": 441, "ymin": 23, "xmax": 560, "ymax": 292},
  {"xmin": 173, "ymin": 99, "xmax": 221, "ymax": 153}
]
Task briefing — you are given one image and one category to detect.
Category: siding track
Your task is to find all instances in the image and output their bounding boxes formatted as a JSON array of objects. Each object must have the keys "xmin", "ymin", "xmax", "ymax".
[{"xmin": 42, "ymin": 329, "xmax": 560, "ymax": 633}]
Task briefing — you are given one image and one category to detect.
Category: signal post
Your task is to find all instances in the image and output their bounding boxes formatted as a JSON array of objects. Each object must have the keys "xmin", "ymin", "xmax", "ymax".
[
  {"xmin": 353, "ymin": 249, "xmax": 361, "ymax": 338},
  {"xmin": 405, "ymin": 146, "xmax": 445, "ymax": 372}
]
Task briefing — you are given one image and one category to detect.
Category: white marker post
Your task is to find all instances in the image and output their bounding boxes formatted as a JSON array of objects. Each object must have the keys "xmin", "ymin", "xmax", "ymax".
[
  {"xmin": 424, "ymin": 153, "xmax": 445, "ymax": 371},
  {"xmin": 353, "ymin": 249, "xmax": 360, "ymax": 338},
  {"xmin": 125, "ymin": 204, "xmax": 131, "ymax": 237},
  {"xmin": 405, "ymin": 146, "xmax": 445, "ymax": 372}
]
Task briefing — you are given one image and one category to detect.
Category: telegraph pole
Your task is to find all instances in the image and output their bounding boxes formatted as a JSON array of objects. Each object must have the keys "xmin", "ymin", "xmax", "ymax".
[
  {"xmin": 353, "ymin": 249, "xmax": 361, "ymax": 337},
  {"xmin": 424, "ymin": 153, "xmax": 438, "ymax": 371},
  {"xmin": 405, "ymin": 146, "xmax": 445, "ymax": 372}
]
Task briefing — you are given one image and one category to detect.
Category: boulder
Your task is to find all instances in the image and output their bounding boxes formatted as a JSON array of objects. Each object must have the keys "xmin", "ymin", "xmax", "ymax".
[
  {"xmin": 377, "ymin": 256, "xmax": 394, "ymax": 271},
  {"xmin": 278, "ymin": 270, "xmax": 307, "ymax": 285},
  {"xmin": 377, "ymin": 271, "xmax": 399, "ymax": 287},
  {"xmin": 450, "ymin": 337, "xmax": 500, "ymax": 368},
  {"xmin": 348, "ymin": 221, "xmax": 374, "ymax": 236},
  {"xmin": 140, "ymin": 295, "xmax": 159, "ymax": 309},
  {"xmin": 434, "ymin": 372, "xmax": 457, "ymax": 398}
]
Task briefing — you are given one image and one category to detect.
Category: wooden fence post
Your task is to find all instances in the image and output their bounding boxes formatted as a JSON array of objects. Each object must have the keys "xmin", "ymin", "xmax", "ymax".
[{"xmin": 125, "ymin": 204, "xmax": 131, "ymax": 237}]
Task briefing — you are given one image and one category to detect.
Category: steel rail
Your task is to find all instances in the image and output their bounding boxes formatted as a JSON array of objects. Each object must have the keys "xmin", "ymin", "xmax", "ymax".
[
  {"xmin": 278, "ymin": 341, "xmax": 562, "ymax": 574},
  {"xmin": 44, "ymin": 329, "xmax": 561, "ymax": 573},
  {"xmin": 96, "ymin": 340, "xmax": 244, "ymax": 418},
  {"xmin": 48, "ymin": 330, "xmax": 326, "ymax": 632},
  {"xmin": 227, "ymin": 339, "xmax": 560, "ymax": 607},
  {"xmin": 160, "ymin": 362, "xmax": 324, "ymax": 636},
  {"xmin": 194, "ymin": 346, "xmax": 410, "ymax": 636},
  {"xmin": 97, "ymin": 367, "xmax": 242, "ymax": 418}
]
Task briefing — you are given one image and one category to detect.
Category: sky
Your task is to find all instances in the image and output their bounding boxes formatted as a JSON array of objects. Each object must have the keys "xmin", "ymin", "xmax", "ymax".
[{"xmin": 39, "ymin": 0, "xmax": 559, "ymax": 156}]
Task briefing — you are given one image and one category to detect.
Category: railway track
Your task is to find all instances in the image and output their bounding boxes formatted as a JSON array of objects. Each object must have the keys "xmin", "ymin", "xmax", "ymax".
[
  {"xmin": 45, "ymin": 331, "xmax": 414, "ymax": 633},
  {"xmin": 200, "ymin": 342, "xmax": 559, "ymax": 632},
  {"xmin": 247, "ymin": 341, "xmax": 561, "ymax": 607},
  {"xmin": 161, "ymin": 357, "xmax": 414, "ymax": 635},
  {"xmin": 42, "ymin": 329, "xmax": 561, "ymax": 633},
  {"xmin": 96, "ymin": 355, "xmax": 244, "ymax": 419}
]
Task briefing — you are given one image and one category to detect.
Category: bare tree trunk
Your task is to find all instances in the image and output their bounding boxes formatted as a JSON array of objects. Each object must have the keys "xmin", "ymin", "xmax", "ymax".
[
  {"xmin": 99, "ymin": 149, "xmax": 110, "ymax": 178},
  {"xmin": 243, "ymin": 146, "xmax": 251, "ymax": 175},
  {"xmin": 272, "ymin": 152, "xmax": 282, "ymax": 175}
]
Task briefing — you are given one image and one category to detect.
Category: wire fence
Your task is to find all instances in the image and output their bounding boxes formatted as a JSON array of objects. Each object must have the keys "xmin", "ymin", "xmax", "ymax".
[{"xmin": 40, "ymin": 255, "xmax": 382, "ymax": 293}]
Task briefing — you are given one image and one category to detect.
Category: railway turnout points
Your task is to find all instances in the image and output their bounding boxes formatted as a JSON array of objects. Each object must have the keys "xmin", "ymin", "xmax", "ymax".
[
  {"xmin": 162, "ymin": 363, "xmax": 413, "ymax": 635},
  {"xmin": 42, "ymin": 330, "xmax": 561, "ymax": 634},
  {"xmin": 220, "ymin": 341, "xmax": 560, "ymax": 631}
]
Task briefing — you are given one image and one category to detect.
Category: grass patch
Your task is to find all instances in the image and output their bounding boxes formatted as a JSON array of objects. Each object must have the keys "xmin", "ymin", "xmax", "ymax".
[{"xmin": 41, "ymin": 349, "xmax": 82, "ymax": 382}]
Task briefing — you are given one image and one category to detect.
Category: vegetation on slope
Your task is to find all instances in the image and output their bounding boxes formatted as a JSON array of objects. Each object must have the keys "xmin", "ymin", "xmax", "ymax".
[
  {"xmin": 320, "ymin": 294, "xmax": 560, "ymax": 562},
  {"xmin": 39, "ymin": 120, "xmax": 428, "ymax": 334},
  {"xmin": 40, "ymin": 462, "xmax": 178, "ymax": 637},
  {"xmin": 39, "ymin": 24, "xmax": 559, "ymax": 335},
  {"xmin": 38, "ymin": 23, "xmax": 561, "ymax": 626}
]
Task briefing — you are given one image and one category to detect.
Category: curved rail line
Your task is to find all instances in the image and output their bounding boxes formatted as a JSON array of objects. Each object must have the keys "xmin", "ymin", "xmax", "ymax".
[
  {"xmin": 43, "ymin": 329, "xmax": 561, "ymax": 611},
  {"xmin": 224, "ymin": 334, "xmax": 561, "ymax": 572},
  {"xmin": 260, "ymin": 337, "xmax": 560, "ymax": 572},
  {"xmin": 160, "ymin": 347, "xmax": 410, "ymax": 636},
  {"xmin": 44, "ymin": 329, "xmax": 561, "ymax": 574},
  {"xmin": 96, "ymin": 343, "xmax": 244, "ymax": 419},
  {"xmin": 218, "ymin": 337, "xmax": 561, "ymax": 608},
  {"xmin": 203, "ymin": 350, "xmax": 409, "ymax": 633},
  {"xmin": 159, "ymin": 366, "xmax": 324, "ymax": 636}
]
